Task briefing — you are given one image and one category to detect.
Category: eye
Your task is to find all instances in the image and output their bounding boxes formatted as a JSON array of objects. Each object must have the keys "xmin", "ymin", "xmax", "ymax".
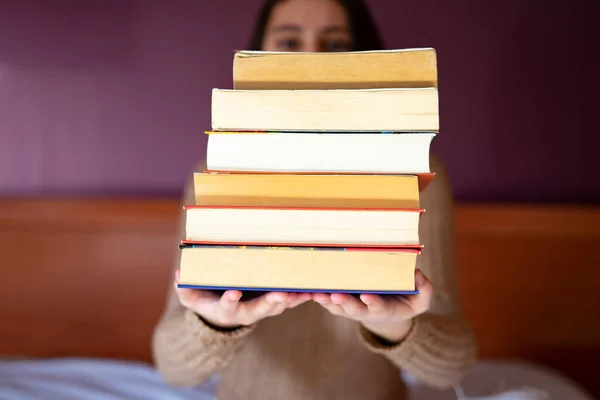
[
  {"xmin": 277, "ymin": 38, "xmax": 301, "ymax": 50},
  {"xmin": 322, "ymin": 40, "xmax": 351, "ymax": 52}
]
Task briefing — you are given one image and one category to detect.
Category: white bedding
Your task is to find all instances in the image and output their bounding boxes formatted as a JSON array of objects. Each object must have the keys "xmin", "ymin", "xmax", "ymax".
[
  {"xmin": 0, "ymin": 357, "xmax": 594, "ymax": 400},
  {"xmin": 0, "ymin": 358, "xmax": 218, "ymax": 400}
]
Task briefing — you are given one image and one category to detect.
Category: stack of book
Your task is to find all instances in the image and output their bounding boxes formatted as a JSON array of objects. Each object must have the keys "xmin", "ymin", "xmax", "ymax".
[{"xmin": 177, "ymin": 48, "xmax": 439, "ymax": 295}]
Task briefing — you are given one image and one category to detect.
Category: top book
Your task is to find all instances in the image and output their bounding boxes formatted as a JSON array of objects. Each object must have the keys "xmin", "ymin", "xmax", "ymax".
[{"xmin": 233, "ymin": 47, "xmax": 437, "ymax": 90}]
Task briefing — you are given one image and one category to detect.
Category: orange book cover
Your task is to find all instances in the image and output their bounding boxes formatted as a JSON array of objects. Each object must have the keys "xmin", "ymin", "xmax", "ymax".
[{"xmin": 203, "ymin": 169, "xmax": 436, "ymax": 191}]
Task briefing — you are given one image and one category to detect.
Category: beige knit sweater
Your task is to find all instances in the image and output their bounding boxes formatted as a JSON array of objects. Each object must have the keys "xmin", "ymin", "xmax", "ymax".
[{"xmin": 152, "ymin": 154, "xmax": 477, "ymax": 400}]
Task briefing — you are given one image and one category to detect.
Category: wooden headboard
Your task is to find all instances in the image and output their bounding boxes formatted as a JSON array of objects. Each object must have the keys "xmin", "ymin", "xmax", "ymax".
[{"xmin": 1, "ymin": 198, "xmax": 599, "ymax": 396}]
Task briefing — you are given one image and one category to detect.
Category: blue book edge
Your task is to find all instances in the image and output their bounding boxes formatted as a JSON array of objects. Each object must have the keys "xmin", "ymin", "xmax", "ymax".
[{"xmin": 177, "ymin": 284, "xmax": 419, "ymax": 295}]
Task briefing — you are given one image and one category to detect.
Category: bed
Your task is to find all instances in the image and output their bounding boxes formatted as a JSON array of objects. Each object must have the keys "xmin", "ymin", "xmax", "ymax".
[{"xmin": 0, "ymin": 198, "xmax": 598, "ymax": 399}]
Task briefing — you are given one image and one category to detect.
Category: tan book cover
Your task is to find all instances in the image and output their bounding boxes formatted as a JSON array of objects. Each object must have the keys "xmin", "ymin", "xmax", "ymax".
[{"xmin": 233, "ymin": 48, "xmax": 437, "ymax": 90}]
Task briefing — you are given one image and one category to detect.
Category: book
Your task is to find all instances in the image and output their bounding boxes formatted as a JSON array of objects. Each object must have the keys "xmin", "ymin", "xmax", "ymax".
[
  {"xmin": 178, "ymin": 47, "xmax": 440, "ymax": 294},
  {"xmin": 178, "ymin": 244, "xmax": 420, "ymax": 294},
  {"xmin": 183, "ymin": 205, "xmax": 423, "ymax": 247},
  {"xmin": 203, "ymin": 169, "xmax": 436, "ymax": 193},
  {"xmin": 193, "ymin": 172, "xmax": 421, "ymax": 209},
  {"xmin": 211, "ymin": 88, "xmax": 439, "ymax": 132},
  {"xmin": 205, "ymin": 131, "xmax": 435, "ymax": 174},
  {"xmin": 233, "ymin": 48, "xmax": 437, "ymax": 90}
]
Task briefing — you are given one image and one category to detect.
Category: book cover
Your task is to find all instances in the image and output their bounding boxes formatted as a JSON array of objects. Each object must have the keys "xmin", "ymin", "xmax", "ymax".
[{"xmin": 177, "ymin": 244, "xmax": 421, "ymax": 295}]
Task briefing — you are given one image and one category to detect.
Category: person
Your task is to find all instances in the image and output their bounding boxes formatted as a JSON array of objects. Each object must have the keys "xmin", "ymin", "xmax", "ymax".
[{"xmin": 151, "ymin": 0, "xmax": 477, "ymax": 399}]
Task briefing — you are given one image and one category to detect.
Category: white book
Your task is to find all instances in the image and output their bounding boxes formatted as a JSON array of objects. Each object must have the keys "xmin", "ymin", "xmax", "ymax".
[
  {"xmin": 184, "ymin": 205, "xmax": 422, "ymax": 246},
  {"xmin": 206, "ymin": 132, "xmax": 435, "ymax": 174},
  {"xmin": 211, "ymin": 88, "xmax": 439, "ymax": 132}
]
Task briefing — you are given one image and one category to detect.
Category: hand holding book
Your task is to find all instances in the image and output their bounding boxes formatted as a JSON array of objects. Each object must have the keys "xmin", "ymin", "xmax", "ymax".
[
  {"xmin": 312, "ymin": 269, "xmax": 433, "ymax": 343},
  {"xmin": 175, "ymin": 269, "xmax": 311, "ymax": 330}
]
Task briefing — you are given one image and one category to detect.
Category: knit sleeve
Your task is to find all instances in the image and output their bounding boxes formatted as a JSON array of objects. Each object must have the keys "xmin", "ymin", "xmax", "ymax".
[
  {"xmin": 358, "ymin": 154, "xmax": 477, "ymax": 389},
  {"xmin": 151, "ymin": 159, "xmax": 255, "ymax": 387}
]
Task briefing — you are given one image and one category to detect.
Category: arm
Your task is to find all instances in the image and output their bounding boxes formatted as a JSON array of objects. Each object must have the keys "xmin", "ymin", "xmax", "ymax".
[
  {"xmin": 151, "ymin": 160, "xmax": 255, "ymax": 387},
  {"xmin": 358, "ymin": 154, "xmax": 477, "ymax": 388}
]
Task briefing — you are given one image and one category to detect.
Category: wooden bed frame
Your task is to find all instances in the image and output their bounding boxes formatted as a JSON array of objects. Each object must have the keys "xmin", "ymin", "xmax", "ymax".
[{"xmin": 1, "ymin": 198, "xmax": 599, "ymax": 396}]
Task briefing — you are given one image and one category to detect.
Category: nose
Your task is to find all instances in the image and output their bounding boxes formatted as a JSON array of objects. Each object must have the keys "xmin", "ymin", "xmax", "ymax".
[
  {"xmin": 302, "ymin": 36, "xmax": 320, "ymax": 52},
  {"xmin": 303, "ymin": 44, "xmax": 319, "ymax": 52}
]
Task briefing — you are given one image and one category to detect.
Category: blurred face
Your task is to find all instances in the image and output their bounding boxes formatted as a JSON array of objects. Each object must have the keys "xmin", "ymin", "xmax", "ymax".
[{"xmin": 261, "ymin": 0, "xmax": 352, "ymax": 52}]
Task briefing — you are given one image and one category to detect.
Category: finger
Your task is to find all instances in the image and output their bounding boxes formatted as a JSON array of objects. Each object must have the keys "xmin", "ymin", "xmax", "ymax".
[
  {"xmin": 241, "ymin": 293, "xmax": 289, "ymax": 321},
  {"xmin": 174, "ymin": 274, "xmax": 221, "ymax": 309},
  {"xmin": 219, "ymin": 290, "xmax": 243, "ymax": 313},
  {"xmin": 266, "ymin": 300, "xmax": 288, "ymax": 317},
  {"xmin": 287, "ymin": 292, "xmax": 312, "ymax": 308},
  {"xmin": 313, "ymin": 293, "xmax": 345, "ymax": 315},
  {"xmin": 359, "ymin": 293, "xmax": 388, "ymax": 314},
  {"xmin": 320, "ymin": 303, "xmax": 345, "ymax": 315},
  {"xmin": 173, "ymin": 270, "xmax": 184, "ymax": 293},
  {"xmin": 283, "ymin": 292, "xmax": 299, "ymax": 305},
  {"xmin": 312, "ymin": 292, "xmax": 332, "ymax": 304},
  {"xmin": 173, "ymin": 270, "xmax": 214, "ymax": 303},
  {"xmin": 331, "ymin": 293, "xmax": 367, "ymax": 317},
  {"xmin": 409, "ymin": 269, "xmax": 434, "ymax": 314},
  {"xmin": 176, "ymin": 285, "xmax": 217, "ymax": 304},
  {"xmin": 266, "ymin": 291, "xmax": 290, "ymax": 303},
  {"xmin": 251, "ymin": 292, "xmax": 289, "ymax": 317},
  {"xmin": 175, "ymin": 285, "xmax": 199, "ymax": 307}
]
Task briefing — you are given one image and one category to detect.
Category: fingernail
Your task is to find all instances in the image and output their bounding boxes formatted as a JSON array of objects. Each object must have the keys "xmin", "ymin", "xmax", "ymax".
[{"xmin": 227, "ymin": 292, "xmax": 241, "ymax": 302}]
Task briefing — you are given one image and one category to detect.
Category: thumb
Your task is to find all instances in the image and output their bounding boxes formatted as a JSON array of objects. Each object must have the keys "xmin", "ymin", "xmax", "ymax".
[{"xmin": 412, "ymin": 269, "xmax": 433, "ymax": 314}]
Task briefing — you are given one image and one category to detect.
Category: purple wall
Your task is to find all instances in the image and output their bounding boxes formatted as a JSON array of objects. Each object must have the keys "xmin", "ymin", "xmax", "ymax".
[{"xmin": 0, "ymin": 0, "xmax": 596, "ymax": 202}]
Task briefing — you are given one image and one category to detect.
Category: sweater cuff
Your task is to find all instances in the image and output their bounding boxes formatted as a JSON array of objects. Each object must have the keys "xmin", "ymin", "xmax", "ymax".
[
  {"xmin": 358, "ymin": 317, "xmax": 419, "ymax": 353},
  {"xmin": 359, "ymin": 313, "xmax": 477, "ymax": 389},
  {"xmin": 184, "ymin": 308, "xmax": 256, "ymax": 343},
  {"xmin": 359, "ymin": 312, "xmax": 475, "ymax": 363},
  {"xmin": 358, "ymin": 316, "xmax": 421, "ymax": 360}
]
